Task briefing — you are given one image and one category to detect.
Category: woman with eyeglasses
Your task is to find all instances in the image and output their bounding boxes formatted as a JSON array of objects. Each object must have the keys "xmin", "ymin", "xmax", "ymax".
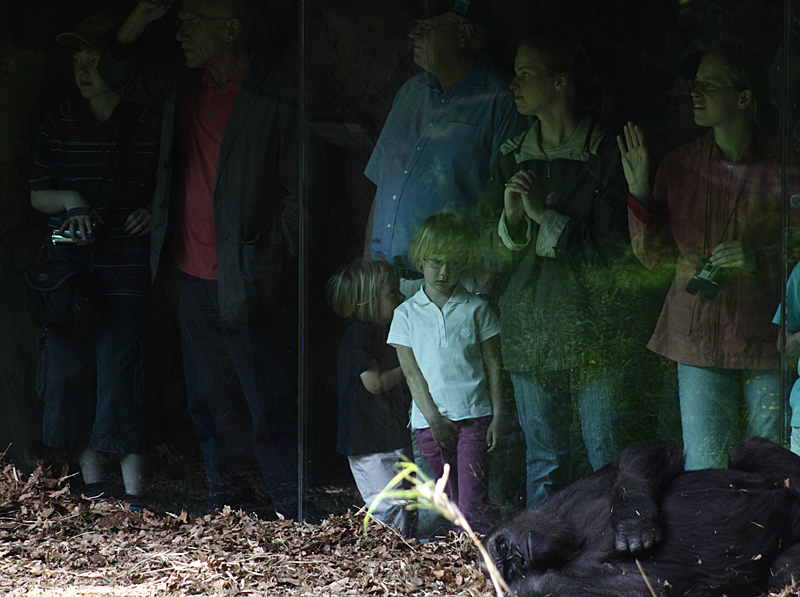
[
  {"xmin": 619, "ymin": 42, "xmax": 791, "ymax": 469},
  {"xmin": 477, "ymin": 35, "xmax": 634, "ymax": 510}
]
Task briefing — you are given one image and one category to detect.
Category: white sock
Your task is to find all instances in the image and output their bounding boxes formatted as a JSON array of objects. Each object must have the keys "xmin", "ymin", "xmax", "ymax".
[
  {"xmin": 78, "ymin": 447, "xmax": 104, "ymax": 485},
  {"xmin": 120, "ymin": 454, "xmax": 146, "ymax": 496}
]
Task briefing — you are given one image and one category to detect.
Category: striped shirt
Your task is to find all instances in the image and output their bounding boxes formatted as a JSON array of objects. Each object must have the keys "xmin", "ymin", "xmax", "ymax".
[{"xmin": 29, "ymin": 97, "xmax": 160, "ymax": 295}]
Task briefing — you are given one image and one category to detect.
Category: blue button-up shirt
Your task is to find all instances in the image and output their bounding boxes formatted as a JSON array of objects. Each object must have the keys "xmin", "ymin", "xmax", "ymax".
[{"xmin": 365, "ymin": 52, "xmax": 531, "ymax": 269}]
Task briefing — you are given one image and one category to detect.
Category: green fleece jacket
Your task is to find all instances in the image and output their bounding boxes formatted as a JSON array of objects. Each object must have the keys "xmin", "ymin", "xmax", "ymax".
[{"xmin": 478, "ymin": 115, "xmax": 642, "ymax": 375}]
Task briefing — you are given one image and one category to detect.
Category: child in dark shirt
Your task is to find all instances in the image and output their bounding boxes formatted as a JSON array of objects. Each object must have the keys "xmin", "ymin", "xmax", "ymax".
[{"xmin": 327, "ymin": 259, "xmax": 412, "ymax": 533}]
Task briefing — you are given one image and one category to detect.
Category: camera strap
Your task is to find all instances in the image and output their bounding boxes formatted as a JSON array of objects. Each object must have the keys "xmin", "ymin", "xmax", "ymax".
[{"xmin": 702, "ymin": 142, "xmax": 757, "ymax": 259}]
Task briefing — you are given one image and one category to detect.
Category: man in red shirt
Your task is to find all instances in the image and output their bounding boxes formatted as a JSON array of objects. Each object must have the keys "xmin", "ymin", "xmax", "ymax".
[{"xmin": 100, "ymin": 0, "xmax": 301, "ymax": 519}]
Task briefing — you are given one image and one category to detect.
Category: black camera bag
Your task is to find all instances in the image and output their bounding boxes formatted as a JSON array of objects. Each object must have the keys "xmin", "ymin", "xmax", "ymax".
[{"xmin": 24, "ymin": 259, "xmax": 95, "ymax": 326}]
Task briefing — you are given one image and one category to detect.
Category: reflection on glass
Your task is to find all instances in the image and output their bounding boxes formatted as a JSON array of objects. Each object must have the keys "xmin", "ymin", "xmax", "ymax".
[
  {"xmin": 97, "ymin": 0, "xmax": 300, "ymax": 519},
  {"xmin": 478, "ymin": 35, "xmax": 636, "ymax": 510},
  {"xmin": 623, "ymin": 43, "xmax": 785, "ymax": 470},
  {"xmin": 308, "ymin": 0, "xmax": 799, "ymax": 531}
]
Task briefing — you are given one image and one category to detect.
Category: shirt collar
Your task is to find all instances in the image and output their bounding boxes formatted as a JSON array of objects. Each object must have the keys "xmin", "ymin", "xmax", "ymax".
[
  {"xmin": 701, "ymin": 129, "xmax": 773, "ymax": 162},
  {"xmin": 73, "ymin": 96, "xmax": 134, "ymax": 125},
  {"xmin": 508, "ymin": 114, "xmax": 605, "ymax": 163},
  {"xmin": 413, "ymin": 282, "xmax": 470, "ymax": 306},
  {"xmin": 424, "ymin": 51, "xmax": 492, "ymax": 93},
  {"xmin": 201, "ymin": 51, "xmax": 254, "ymax": 95}
]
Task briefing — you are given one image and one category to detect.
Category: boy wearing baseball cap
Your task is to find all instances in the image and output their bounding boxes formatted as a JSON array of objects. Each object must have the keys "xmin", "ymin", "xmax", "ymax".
[{"xmin": 29, "ymin": 13, "xmax": 160, "ymax": 511}]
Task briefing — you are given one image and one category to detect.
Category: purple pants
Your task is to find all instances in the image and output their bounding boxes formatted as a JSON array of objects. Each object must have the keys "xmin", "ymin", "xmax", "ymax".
[{"xmin": 415, "ymin": 415, "xmax": 500, "ymax": 534}]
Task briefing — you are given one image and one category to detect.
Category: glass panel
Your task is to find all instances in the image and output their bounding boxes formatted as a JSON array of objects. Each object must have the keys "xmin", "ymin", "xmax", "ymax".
[
  {"xmin": 9, "ymin": 0, "xmax": 798, "ymax": 532},
  {"xmin": 778, "ymin": 0, "xmax": 800, "ymax": 456},
  {"xmin": 301, "ymin": 0, "xmax": 800, "ymax": 533},
  {"xmin": 21, "ymin": 4, "xmax": 304, "ymax": 519}
]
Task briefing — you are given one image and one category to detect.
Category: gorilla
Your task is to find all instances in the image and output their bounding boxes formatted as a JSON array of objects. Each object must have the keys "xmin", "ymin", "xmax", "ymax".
[{"xmin": 482, "ymin": 437, "xmax": 800, "ymax": 597}]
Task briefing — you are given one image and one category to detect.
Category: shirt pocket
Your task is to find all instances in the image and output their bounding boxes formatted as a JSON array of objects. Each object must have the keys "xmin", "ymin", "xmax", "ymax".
[{"xmin": 424, "ymin": 122, "xmax": 481, "ymax": 175}]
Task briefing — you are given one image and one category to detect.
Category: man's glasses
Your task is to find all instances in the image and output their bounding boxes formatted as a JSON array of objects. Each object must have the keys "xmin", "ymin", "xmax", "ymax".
[
  {"xmin": 688, "ymin": 78, "xmax": 740, "ymax": 94},
  {"xmin": 424, "ymin": 258, "xmax": 467, "ymax": 270},
  {"xmin": 175, "ymin": 17, "xmax": 235, "ymax": 30}
]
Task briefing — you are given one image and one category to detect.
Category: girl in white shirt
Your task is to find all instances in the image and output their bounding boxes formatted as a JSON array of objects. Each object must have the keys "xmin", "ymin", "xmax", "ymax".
[{"xmin": 388, "ymin": 212, "xmax": 503, "ymax": 534}]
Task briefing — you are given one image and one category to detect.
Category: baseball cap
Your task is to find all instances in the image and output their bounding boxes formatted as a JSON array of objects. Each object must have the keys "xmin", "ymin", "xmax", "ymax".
[
  {"xmin": 403, "ymin": 0, "xmax": 490, "ymax": 25},
  {"xmin": 56, "ymin": 13, "xmax": 122, "ymax": 50}
]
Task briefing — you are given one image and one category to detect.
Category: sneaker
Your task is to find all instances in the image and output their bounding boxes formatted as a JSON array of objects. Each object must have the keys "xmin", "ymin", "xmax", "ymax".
[
  {"xmin": 82, "ymin": 483, "xmax": 109, "ymax": 500},
  {"xmin": 124, "ymin": 494, "xmax": 149, "ymax": 513}
]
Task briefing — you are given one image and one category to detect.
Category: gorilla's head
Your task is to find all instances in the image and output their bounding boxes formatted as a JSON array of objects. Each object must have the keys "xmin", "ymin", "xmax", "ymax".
[{"xmin": 480, "ymin": 511, "xmax": 581, "ymax": 582}]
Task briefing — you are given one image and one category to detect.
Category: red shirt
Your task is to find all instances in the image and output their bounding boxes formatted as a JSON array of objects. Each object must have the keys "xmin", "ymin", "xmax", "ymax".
[{"xmin": 173, "ymin": 55, "xmax": 253, "ymax": 279}]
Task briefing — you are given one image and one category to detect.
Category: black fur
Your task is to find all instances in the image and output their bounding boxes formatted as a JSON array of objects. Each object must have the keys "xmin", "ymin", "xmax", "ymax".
[{"xmin": 482, "ymin": 437, "xmax": 800, "ymax": 597}]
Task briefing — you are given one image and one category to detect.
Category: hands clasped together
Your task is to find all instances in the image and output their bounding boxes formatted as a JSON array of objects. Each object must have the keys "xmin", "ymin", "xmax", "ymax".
[{"xmin": 504, "ymin": 169, "xmax": 561, "ymax": 228}]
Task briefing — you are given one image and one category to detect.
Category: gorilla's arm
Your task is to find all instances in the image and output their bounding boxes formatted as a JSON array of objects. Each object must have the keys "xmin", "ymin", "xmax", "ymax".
[
  {"xmin": 484, "ymin": 439, "xmax": 800, "ymax": 597},
  {"xmin": 728, "ymin": 436, "xmax": 800, "ymax": 492},
  {"xmin": 610, "ymin": 441, "xmax": 684, "ymax": 553},
  {"xmin": 483, "ymin": 442, "xmax": 684, "ymax": 584},
  {"xmin": 511, "ymin": 568, "xmax": 666, "ymax": 597}
]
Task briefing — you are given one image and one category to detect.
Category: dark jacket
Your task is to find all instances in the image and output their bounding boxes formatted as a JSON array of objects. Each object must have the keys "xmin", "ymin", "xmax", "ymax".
[
  {"xmin": 478, "ymin": 115, "xmax": 633, "ymax": 374},
  {"xmin": 98, "ymin": 33, "xmax": 299, "ymax": 323}
]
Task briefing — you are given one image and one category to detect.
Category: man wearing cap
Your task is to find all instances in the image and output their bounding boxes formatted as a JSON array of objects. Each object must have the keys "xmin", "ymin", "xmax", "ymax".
[
  {"xmin": 363, "ymin": 0, "xmax": 529, "ymax": 276},
  {"xmin": 97, "ymin": 0, "xmax": 301, "ymax": 519},
  {"xmin": 29, "ymin": 13, "xmax": 160, "ymax": 509}
]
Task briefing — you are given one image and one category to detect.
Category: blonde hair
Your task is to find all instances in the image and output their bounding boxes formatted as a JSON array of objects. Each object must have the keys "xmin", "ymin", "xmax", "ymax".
[
  {"xmin": 326, "ymin": 259, "xmax": 395, "ymax": 323},
  {"xmin": 408, "ymin": 212, "xmax": 479, "ymax": 273}
]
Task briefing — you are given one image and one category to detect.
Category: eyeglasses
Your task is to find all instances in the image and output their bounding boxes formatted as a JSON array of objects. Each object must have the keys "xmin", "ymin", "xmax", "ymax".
[
  {"xmin": 688, "ymin": 78, "xmax": 740, "ymax": 94},
  {"xmin": 410, "ymin": 21, "xmax": 463, "ymax": 36},
  {"xmin": 424, "ymin": 258, "xmax": 467, "ymax": 270},
  {"xmin": 174, "ymin": 17, "xmax": 235, "ymax": 30}
]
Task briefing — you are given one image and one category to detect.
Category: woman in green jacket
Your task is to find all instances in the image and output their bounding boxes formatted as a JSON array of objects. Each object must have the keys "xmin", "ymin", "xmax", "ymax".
[{"xmin": 478, "ymin": 35, "xmax": 632, "ymax": 509}]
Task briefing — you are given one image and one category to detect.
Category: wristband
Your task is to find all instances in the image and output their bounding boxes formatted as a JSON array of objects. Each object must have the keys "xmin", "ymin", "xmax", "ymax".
[{"xmin": 65, "ymin": 207, "xmax": 92, "ymax": 219}]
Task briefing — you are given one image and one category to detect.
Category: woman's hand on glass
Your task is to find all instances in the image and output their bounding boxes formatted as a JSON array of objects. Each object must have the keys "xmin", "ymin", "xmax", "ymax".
[
  {"xmin": 709, "ymin": 241, "xmax": 755, "ymax": 272},
  {"xmin": 505, "ymin": 169, "xmax": 544, "ymax": 225},
  {"xmin": 124, "ymin": 208, "xmax": 152, "ymax": 237},
  {"xmin": 617, "ymin": 121, "xmax": 651, "ymax": 205}
]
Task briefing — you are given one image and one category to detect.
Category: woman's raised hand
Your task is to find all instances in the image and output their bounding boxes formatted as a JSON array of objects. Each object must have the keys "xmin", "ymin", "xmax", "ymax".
[
  {"xmin": 617, "ymin": 122, "xmax": 651, "ymax": 205},
  {"xmin": 504, "ymin": 169, "xmax": 545, "ymax": 225}
]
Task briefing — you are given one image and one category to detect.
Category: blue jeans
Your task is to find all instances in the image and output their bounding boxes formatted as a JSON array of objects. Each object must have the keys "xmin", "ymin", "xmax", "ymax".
[
  {"xmin": 36, "ymin": 264, "xmax": 150, "ymax": 454},
  {"xmin": 677, "ymin": 364, "xmax": 781, "ymax": 470},
  {"xmin": 178, "ymin": 273, "xmax": 298, "ymax": 517},
  {"xmin": 511, "ymin": 370, "xmax": 619, "ymax": 510}
]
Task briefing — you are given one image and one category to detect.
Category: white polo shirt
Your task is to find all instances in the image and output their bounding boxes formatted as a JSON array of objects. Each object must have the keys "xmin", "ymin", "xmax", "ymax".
[{"xmin": 387, "ymin": 283, "xmax": 500, "ymax": 430}]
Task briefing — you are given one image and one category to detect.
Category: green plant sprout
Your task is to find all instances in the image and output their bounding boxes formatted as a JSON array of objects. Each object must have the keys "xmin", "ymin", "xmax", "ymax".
[{"xmin": 364, "ymin": 459, "xmax": 510, "ymax": 597}]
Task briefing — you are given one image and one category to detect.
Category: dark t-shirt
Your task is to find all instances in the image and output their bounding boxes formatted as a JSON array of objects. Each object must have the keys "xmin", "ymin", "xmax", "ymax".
[{"xmin": 336, "ymin": 321, "xmax": 411, "ymax": 455}]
